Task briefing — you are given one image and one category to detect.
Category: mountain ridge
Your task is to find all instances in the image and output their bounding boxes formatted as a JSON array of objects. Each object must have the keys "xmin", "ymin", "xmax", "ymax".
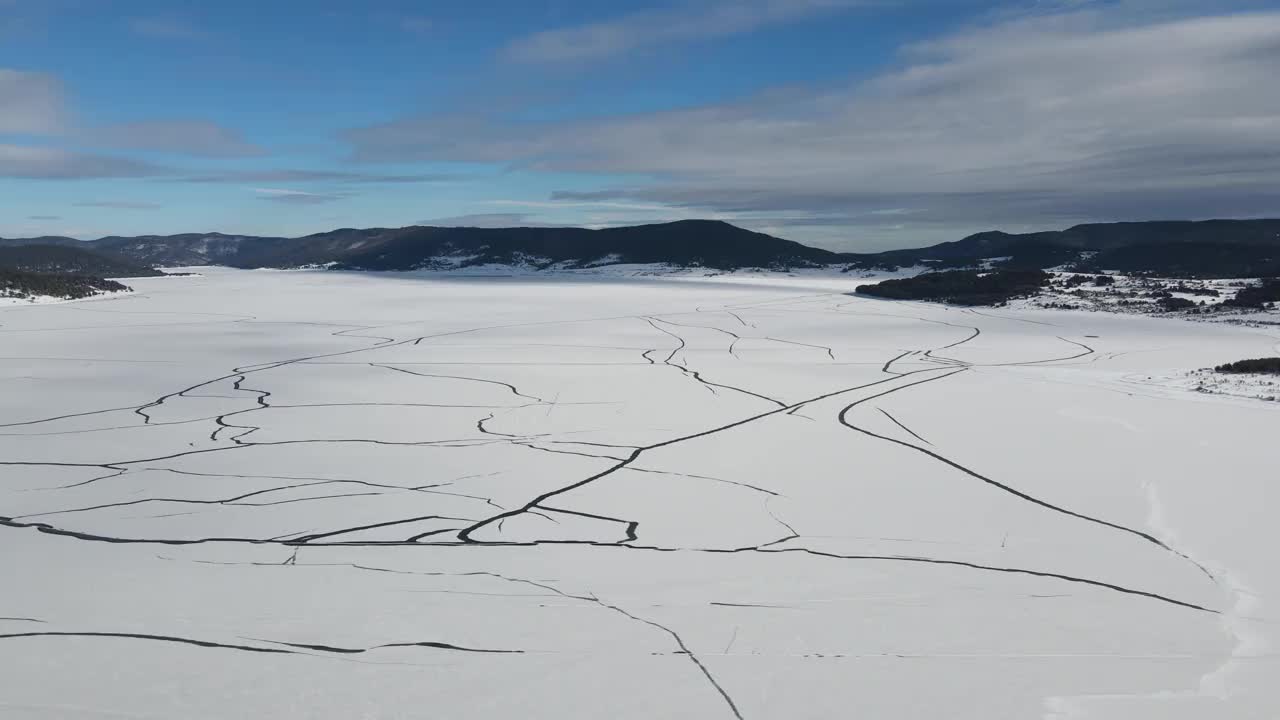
[{"xmin": 4, "ymin": 218, "xmax": 1278, "ymax": 277}]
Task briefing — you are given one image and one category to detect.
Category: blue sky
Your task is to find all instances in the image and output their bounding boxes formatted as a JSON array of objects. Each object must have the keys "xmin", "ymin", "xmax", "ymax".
[{"xmin": 3, "ymin": 0, "xmax": 1279, "ymax": 250}]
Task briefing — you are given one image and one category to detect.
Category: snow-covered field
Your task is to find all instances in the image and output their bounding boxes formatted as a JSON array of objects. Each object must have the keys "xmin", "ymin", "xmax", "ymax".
[{"xmin": 1, "ymin": 268, "xmax": 1276, "ymax": 719}]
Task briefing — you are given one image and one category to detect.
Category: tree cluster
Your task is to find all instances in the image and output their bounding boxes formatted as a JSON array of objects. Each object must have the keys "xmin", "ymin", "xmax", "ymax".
[
  {"xmin": 1215, "ymin": 358, "xmax": 1280, "ymax": 374},
  {"xmin": 855, "ymin": 269, "xmax": 1052, "ymax": 306},
  {"xmin": 0, "ymin": 268, "xmax": 130, "ymax": 300},
  {"xmin": 1223, "ymin": 279, "xmax": 1280, "ymax": 309}
]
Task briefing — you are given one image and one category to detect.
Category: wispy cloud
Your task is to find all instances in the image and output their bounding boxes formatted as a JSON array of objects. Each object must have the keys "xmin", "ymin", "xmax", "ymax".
[
  {"xmin": 417, "ymin": 212, "xmax": 564, "ymax": 228},
  {"xmin": 503, "ymin": 0, "xmax": 862, "ymax": 63},
  {"xmin": 73, "ymin": 200, "xmax": 162, "ymax": 209},
  {"xmin": 173, "ymin": 169, "xmax": 458, "ymax": 184},
  {"xmin": 253, "ymin": 187, "xmax": 350, "ymax": 205},
  {"xmin": 129, "ymin": 17, "xmax": 204, "ymax": 39},
  {"xmin": 3, "ymin": 68, "xmax": 262, "ymax": 161},
  {"xmin": 27, "ymin": 215, "xmax": 62, "ymax": 221},
  {"xmin": 0, "ymin": 143, "xmax": 168, "ymax": 179},
  {"xmin": 89, "ymin": 120, "xmax": 264, "ymax": 158},
  {"xmin": 485, "ymin": 198, "xmax": 673, "ymax": 212},
  {"xmin": 0, "ymin": 68, "xmax": 65, "ymax": 133}
]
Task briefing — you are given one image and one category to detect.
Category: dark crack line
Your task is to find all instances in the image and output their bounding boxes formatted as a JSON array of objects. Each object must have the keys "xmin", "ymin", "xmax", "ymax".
[
  {"xmin": 545, "ymin": 439, "xmax": 641, "ymax": 451},
  {"xmin": 881, "ymin": 350, "xmax": 913, "ymax": 375},
  {"xmin": 517, "ymin": 442, "xmax": 631, "ymax": 462},
  {"xmin": 644, "ymin": 318, "xmax": 786, "ymax": 408},
  {"xmin": 972, "ymin": 336, "xmax": 1095, "ymax": 368},
  {"xmin": 44, "ymin": 467, "xmax": 129, "ymax": 490},
  {"xmin": 758, "ymin": 547, "xmax": 1215, "ymax": 613},
  {"xmin": 0, "ymin": 521, "xmax": 1219, "ymax": 611},
  {"xmin": 877, "ymin": 408, "xmax": 933, "ymax": 446},
  {"xmin": 0, "ymin": 631, "xmax": 294, "ymax": 654},
  {"xmin": 0, "ymin": 630, "xmax": 522, "ymax": 657},
  {"xmin": 256, "ymin": 638, "xmax": 522, "ymax": 655},
  {"xmin": 537, "ymin": 504, "xmax": 639, "ymax": 542},
  {"xmin": 419, "ymin": 567, "xmax": 743, "ymax": 719},
  {"xmin": 0, "ymin": 415, "xmax": 218, "ymax": 438},
  {"xmin": 835, "ymin": 366, "xmax": 1206, "ymax": 572},
  {"xmin": 592, "ymin": 599, "xmax": 744, "ymax": 719},
  {"xmin": 460, "ymin": 368, "xmax": 954, "ymax": 542},
  {"xmin": 459, "ymin": 454, "xmax": 640, "ymax": 542},
  {"xmin": 763, "ymin": 498, "xmax": 799, "ymax": 540},
  {"xmin": 650, "ymin": 316, "xmax": 742, "ymax": 346},
  {"xmin": 12, "ymin": 483, "xmax": 397, "ymax": 520},
  {"xmin": 406, "ymin": 527, "xmax": 464, "ymax": 542},
  {"xmin": 294, "ymin": 515, "xmax": 477, "ymax": 544},
  {"xmin": 0, "ymin": 405, "xmax": 143, "ymax": 429},
  {"xmin": 644, "ymin": 317, "xmax": 686, "ymax": 365},
  {"xmin": 373, "ymin": 363, "xmax": 545, "ymax": 402},
  {"xmin": 625, "ymin": 466, "xmax": 780, "ymax": 497},
  {"xmin": 763, "ymin": 336, "xmax": 836, "ymax": 361},
  {"xmin": 527, "ymin": 509, "xmax": 563, "ymax": 525}
]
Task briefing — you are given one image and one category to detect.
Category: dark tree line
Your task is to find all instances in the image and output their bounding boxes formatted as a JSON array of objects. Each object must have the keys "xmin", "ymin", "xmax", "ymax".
[
  {"xmin": 855, "ymin": 269, "xmax": 1052, "ymax": 306},
  {"xmin": 1215, "ymin": 358, "xmax": 1280, "ymax": 374},
  {"xmin": 0, "ymin": 268, "xmax": 130, "ymax": 300},
  {"xmin": 1224, "ymin": 279, "xmax": 1280, "ymax": 309}
]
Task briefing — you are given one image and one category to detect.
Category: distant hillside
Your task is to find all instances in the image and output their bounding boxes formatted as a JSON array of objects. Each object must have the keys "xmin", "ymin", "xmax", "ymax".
[
  {"xmin": 88, "ymin": 233, "xmax": 291, "ymax": 267},
  {"xmin": 4, "ymin": 218, "xmax": 1278, "ymax": 277},
  {"xmin": 848, "ymin": 219, "xmax": 1280, "ymax": 278},
  {"xmin": 0, "ymin": 236, "xmax": 81, "ymax": 248},
  {"xmin": 5, "ymin": 220, "xmax": 839, "ymax": 271},
  {"xmin": 0, "ymin": 244, "xmax": 163, "ymax": 278},
  {"xmin": 289, "ymin": 220, "xmax": 840, "ymax": 271}
]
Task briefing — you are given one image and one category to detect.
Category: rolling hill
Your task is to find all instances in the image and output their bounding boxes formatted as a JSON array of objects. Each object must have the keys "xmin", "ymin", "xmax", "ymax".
[
  {"xmin": 0, "ymin": 244, "xmax": 164, "ymax": 278},
  {"xmin": 4, "ymin": 218, "xmax": 1278, "ymax": 277}
]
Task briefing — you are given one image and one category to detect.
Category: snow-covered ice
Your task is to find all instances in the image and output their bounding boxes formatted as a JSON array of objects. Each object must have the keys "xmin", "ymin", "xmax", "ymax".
[{"xmin": 1, "ymin": 268, "xmax": 1276, "ymax": 719}]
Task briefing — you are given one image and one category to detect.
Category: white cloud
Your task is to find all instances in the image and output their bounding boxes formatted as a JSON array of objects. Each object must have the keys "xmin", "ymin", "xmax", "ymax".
[
  {"xmin": 504, "ymin": 0, "xmax": 861, "ymax": 63},
  {"xmin": 349, "ymin": 10, "xmax": 1280, "ymax": 247},
  {"xmin": 0, "ymin": 68, "xmax": 65, "ymax": 134}
]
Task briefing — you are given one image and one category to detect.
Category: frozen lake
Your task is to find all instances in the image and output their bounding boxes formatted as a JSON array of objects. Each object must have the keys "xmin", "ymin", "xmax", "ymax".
[{"xmin": 1, "ymin": 268, "xmax": 1276, "ymax": 719}]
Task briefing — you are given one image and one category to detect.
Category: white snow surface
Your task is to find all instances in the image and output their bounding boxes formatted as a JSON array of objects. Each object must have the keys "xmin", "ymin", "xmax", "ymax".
[{"xmin": 0, "ymin": 268, "xmax": 1276, "ymax": 719}]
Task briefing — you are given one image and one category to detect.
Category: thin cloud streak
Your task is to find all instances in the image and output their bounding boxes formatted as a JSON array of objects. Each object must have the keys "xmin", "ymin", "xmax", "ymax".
[
  {"xmin": 504, "ymin": 0, "xmax": 864, "ymax": 63},
  {"xmin": 417, "ymin": 212, "xmax": 565, "ymax": 228},
  {"xmin": 253, "ymin": 187, "xmax": 350, "ymax": 205},
  {"xmin": 89, "ymin": 120, "xmax": 264, "ymax": 158},
  {"xmin": 172, "ymin": 169, "xmax": 459, "ymax": 184},
  {"xmin": 0, "ymin": 143, "xmax": 169, "ymax": 179},
  {"xmin": 73, "ymin": 200, "xmax": 163, "ymax": 209}
]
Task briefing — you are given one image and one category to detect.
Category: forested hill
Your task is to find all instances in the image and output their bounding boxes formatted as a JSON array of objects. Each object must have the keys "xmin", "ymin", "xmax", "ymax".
[
  {"xmin": 4, "ymin": 218, "xmax": 1278, "ymax": 277},
  {"xmin": 849, "ymin": 219, "xmax": 1280, "ymax": 277},
  {"xmin": 0, "ymin": 244, "xmax": 163, "ymax": 278}
]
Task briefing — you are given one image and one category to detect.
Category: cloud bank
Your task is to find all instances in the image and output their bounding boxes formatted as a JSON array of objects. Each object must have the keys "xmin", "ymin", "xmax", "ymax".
[{"xmin": 351, "ymin": 10, "xmax": 1280, "ymax": 247}]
